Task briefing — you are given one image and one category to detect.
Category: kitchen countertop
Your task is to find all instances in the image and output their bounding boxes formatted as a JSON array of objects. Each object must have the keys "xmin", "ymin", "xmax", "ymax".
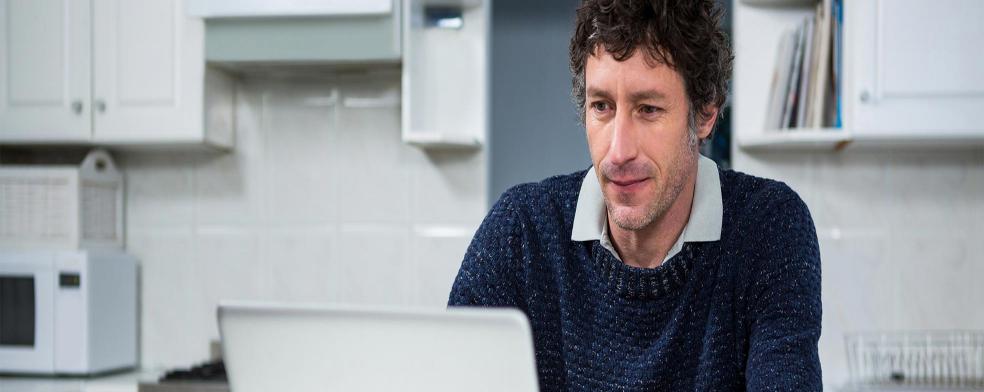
[
  {"xmin": 837, "ymin": 383, "xmax": 984, "ymax": 391},
  {"xmin": 0, "ymin": 370, "xmax": 163, "ymax": 392}
]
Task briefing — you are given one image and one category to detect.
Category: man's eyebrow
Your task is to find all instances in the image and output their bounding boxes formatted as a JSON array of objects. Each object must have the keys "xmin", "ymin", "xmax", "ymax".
[
  {"xmin": 628, "ymin": 90, "xmax": 667, "ymax": 102},
  {"xmin": 585, "ymin": 88, "xmax": 668, "ymax": 103},
  {"xmin": 585, "ymin": 87, "xmax": 612, "ymax": 100}
]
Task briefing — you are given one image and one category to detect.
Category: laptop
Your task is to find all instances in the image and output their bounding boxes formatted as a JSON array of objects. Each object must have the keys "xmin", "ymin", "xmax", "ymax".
[{"xmin": 217, "ymin": 302, "xmax": 540, "ymax": 392}]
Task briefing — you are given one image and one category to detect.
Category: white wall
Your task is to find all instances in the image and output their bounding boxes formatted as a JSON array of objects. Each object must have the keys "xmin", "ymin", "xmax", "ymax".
[
  {"xmin": 732, "ymin": 150, "xmax": 984, "ymax": 389},
  {"xmin": 119, "ymin": 72, "xmax": 487, "ymax": 368}
]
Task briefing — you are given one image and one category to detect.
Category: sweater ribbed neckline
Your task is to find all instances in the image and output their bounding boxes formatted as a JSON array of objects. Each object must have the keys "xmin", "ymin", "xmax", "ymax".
[{"xmin": 590, "ymin": 241, "xmax": 694, "ymax": 300}]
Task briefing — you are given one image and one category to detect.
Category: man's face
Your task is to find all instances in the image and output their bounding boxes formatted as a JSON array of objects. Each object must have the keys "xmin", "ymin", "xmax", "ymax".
[{"xmin": 584, "ymin": 49, "xmax": 708, "ymax": 231}]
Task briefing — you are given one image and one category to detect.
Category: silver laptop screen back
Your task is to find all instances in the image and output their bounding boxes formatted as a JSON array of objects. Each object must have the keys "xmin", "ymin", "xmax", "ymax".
[{"xmin": 218, "ymin": 302, "xmax": 540, "ymax": 392}]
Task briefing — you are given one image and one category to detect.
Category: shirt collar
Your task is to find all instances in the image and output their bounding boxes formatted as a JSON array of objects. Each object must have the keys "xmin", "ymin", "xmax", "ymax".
[{"xmin": 571, "ymin": 154, "xmax": 723, "ymax": 243}]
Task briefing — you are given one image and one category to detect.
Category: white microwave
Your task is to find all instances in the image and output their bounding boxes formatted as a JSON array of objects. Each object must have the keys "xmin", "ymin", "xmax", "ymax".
[{"xmin": 0, "ymin": 250, "xmax": 137, "ymax": 375}]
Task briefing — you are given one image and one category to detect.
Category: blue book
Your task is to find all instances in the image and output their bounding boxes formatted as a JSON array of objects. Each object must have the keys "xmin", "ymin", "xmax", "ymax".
[{"xmin": 833, "ymin": 0, "xmax": 843, "ymax": 129}]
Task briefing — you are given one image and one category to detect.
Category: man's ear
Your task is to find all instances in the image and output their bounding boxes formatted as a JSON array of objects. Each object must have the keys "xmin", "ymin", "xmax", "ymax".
[{"xmin": 696, "ymin": 105, "xmax": 720, "ymax": 140}]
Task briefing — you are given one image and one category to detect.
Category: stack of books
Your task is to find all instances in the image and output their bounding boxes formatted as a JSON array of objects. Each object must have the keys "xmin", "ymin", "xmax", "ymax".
[{"xmin": 765, "ymin": 0, "xmax": 843, "ymax": 131}]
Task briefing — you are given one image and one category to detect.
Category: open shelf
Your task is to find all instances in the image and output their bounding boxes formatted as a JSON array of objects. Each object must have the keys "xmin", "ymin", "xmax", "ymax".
[
  {"xmin": 739, "ymin": 128, "xmax": 984, "ymax": 151},
  {"xmin": 401, "ymin": 0, "xmax": 487, "ymax": 151},
  {"xmin": 738, "ymin": 128, "xmax": 850, "ymax": 151},
  {"xmin": 403, "ymin": 132, "xmax": 482, "ymax": 149}
]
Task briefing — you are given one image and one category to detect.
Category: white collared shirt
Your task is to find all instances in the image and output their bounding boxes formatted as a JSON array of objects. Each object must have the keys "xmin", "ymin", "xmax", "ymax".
[{"xmin": 570, "ymin": 155, "xmax": 724, "ymax": 264}]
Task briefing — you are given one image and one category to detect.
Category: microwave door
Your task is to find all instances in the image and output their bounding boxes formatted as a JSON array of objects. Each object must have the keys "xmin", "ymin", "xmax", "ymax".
[
  {"xmin": 0, "ymin": 276, "xmax": 35, "ymax": 347},
  {"xmin": 0, "ymin": 253, "xmax": 55, "ymax": 374}
]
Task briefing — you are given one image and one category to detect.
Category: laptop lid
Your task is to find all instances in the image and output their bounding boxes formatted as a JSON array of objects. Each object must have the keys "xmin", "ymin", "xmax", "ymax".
[{"xmin": 217, "ymin": 302, "xmax": 540, "ymax": 392}]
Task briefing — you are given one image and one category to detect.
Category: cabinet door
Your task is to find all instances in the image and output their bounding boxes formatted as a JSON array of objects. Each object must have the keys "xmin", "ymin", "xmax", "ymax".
[
  {"xmin": 849, "ymin": 0, "xmax": 984, "ymax": 136},
  {"xmin": 91, "ymin": 0, "xmax": 204, "ymax": 144},
  {"xmin": 0, "ymin": 0, "xmax": 92, "ymax": 142}
]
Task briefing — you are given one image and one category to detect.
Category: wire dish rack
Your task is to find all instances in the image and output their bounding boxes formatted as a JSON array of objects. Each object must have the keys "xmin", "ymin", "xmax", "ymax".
[{"xmin": 845, "ymin": 331, "xmax": 984, "ymax": 389}]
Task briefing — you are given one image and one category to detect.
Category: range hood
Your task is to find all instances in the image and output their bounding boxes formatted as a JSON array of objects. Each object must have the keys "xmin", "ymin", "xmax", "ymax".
[
  {"xmin": 185, "ymin": 0, "xmax": 490, "ymax": 151},
  {"xmin": 186, "ymin": 0, "xmax": 401, "ymax": 65}
]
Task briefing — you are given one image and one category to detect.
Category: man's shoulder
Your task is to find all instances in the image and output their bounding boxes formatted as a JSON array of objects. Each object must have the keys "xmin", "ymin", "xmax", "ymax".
[
  {"xmin": 719, "ymin": 167, "xmax": 808, "ymax": 219},
  {"xmin": 719, "ymin": 168, "xmax": 817, "ymax": 265},
  {"xmin": 718, "ymin": 169, "xmax": 820, "ymax": 295}
]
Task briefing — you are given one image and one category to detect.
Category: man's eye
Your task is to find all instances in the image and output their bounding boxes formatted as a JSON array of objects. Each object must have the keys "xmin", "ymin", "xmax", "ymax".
[
  {"xmin": 640, "ymin": 105, "xmax": 663, "ymax": 115},
  {"xmin": 591, "ymin": 102, "xmax": 611, "ymax": 112}
]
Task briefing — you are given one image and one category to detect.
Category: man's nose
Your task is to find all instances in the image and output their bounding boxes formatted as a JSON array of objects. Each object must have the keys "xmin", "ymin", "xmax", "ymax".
[{"xmin": 607, "ymin": 111, "xmax": 639, "ymax": 167}]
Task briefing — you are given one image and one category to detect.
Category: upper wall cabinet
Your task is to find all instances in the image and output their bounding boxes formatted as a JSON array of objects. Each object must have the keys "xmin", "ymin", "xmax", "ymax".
[
  {"xmin": 847, "ymin": 0, "xmax": 984, "ymax": 139},
  {"xmin": 0, "ymin": 0, "xmax": 92, "ymax": 143},
  {"xmin": 0, "ymin": 0, "xmax": 235, "ymax": 149},
  {"xmin": 192, "ymin": 0, "xmax": 401, "ymax": 65}
]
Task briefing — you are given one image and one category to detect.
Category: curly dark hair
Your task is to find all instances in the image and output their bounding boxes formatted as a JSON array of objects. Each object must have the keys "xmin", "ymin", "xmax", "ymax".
[{"xmin": 569, "ymin": 0, "xmax": 732, "ymax": 141}]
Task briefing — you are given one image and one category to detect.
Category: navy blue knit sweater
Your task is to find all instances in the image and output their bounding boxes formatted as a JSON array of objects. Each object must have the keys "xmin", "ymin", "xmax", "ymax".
[{"xmin": 448, "ymin": 166, "xmax": 822, "ymax": 391}]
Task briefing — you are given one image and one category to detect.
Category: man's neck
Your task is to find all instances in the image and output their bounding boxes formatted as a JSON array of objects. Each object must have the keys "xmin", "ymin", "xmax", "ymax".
[{"xmin": 608, "ymin": 167, "xmax": 698, "ymax": 269}]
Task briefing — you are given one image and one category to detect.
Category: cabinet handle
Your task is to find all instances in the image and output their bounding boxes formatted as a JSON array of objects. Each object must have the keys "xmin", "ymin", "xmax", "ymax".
[
  {"xmin": 71, "ymin": 100, "xmax": 83, "ymax": 114},
  {"xmin": 96, "ymin": 99, "xmax": 107, "ymax": 113},
  {"xmin": 860, "ymin": 90, "xmax": 871, "ymax": 103}
]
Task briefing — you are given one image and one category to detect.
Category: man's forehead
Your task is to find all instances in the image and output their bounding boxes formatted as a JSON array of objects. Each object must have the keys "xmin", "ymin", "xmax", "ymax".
[{"xmin": 585, "ymin": 52, "xmax": 682, "ymax": 98}]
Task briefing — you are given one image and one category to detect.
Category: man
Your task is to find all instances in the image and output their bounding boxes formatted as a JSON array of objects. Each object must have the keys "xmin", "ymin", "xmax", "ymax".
[{"xmin": 449, "ymin": 0, "xmax": 821, "ymax": 390}]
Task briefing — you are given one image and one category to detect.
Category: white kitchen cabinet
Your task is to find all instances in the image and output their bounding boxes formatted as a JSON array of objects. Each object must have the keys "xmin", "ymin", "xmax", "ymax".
[
  {"xmin": 847, "ymin": 0, "xmax": 984, "ymax": 139},
  {"xmin": 0, "ymin": 0, "xmax": 234, "ymax": 149},
  {"xmin": 91, "ymin": 0, "xmax": 233, "ymax": 147},
  {"xmin": 734, "ymin": 0, "xmax": 984, "ymax": 151},
  {"xmin": 0, "ymin": 0, "xmax": 92, "ymax": 142}
]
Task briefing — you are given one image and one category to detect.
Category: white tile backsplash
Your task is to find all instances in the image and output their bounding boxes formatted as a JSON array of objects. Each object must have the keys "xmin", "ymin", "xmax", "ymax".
[
  {"xmin": 334, "ymin": 224, "xmax": 412, "ymax": 306},
  {"xmin": 817, "ymin": 234, "xmax": 896, "ymax": 388},
  {"xmin": 194, "ymin": 227, "xmax": 266, "ymax": 310},
  {"xmin": 260, "ymin": 226, "xmax": 339, "ymax": 303},
  {"xmin": 119, "ymin": 73, "xmax": 485, "ymax": 367},
  {"xmin": 409, "ymin": 150, "xmax": 487, "ymax": 224},
  {"xmin": 884, "ymin": 152, "xmax": 978, "ymax": 235},
  {"xmin": 128, "ymin": 228, "xmax": 203, "ymax": 368},
  {"xmin": 410, "ymin": 229, "xmax": 476, "ymax": 307},
  {"xmin": 819, "ymin": 235, "xmax": 898, "ymax": 331},
  {"xmin": 123, "ymin": 153, "xmax": 197, "ymax": 228},
  {"xmin": 335, "ymin": 80, "xmax": 412, "ymax": 225},
  {"xmin": 194, "ymin": 153, "xmax": 263, "ymax": 226},
  {"xmin": 811, "ymin": 153, "xmax": 891, "ymax": 231},
  {"xmin": 260, "ymin": 83, "xmax": 340, "ymax": 224},
  {"xmin": 893, "ymin": 236, "xmax": 983, "ymax": 330}
]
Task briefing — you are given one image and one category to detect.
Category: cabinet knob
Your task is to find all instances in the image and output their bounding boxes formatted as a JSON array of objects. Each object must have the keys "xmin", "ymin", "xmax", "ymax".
[
  {"xmin": 71, "ymin": 100, "xmax": 83, "ymax": 114},
  {"xmin": 96, "ymin": 99, "xmax": 107, "ymax": 113},
  {"xmin": 860, "ymin": 90, "xmax": 871, "ymax": 103}
]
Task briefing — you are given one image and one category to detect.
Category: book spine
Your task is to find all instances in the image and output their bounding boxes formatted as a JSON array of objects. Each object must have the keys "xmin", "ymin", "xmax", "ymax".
[
  {"xmin": 833, "ymin": 0, "xmax": 843, "ymax": 129},
  {"xmin": 782, "ymin": 18, "xmax": 807, "ymax": 130},
  {"xmin": 796, "ymin": 14, "xmax": 817, "ymax": 129},
  {"xmin": 810, "ymin": 0, "xmax": 833, "ymax": 129}
]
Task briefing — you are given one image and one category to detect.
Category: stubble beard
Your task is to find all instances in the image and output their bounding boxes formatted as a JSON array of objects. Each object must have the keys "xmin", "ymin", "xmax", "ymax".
[{"xmin": 603, "ymin": 135, "xmax": 698, "ymax": 232}]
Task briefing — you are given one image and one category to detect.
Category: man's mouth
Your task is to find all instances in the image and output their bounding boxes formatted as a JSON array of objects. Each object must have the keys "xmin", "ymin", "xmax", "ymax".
[{"xmin": 608, "ymin": 177, "xmax": 649, "ymax": 192}]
